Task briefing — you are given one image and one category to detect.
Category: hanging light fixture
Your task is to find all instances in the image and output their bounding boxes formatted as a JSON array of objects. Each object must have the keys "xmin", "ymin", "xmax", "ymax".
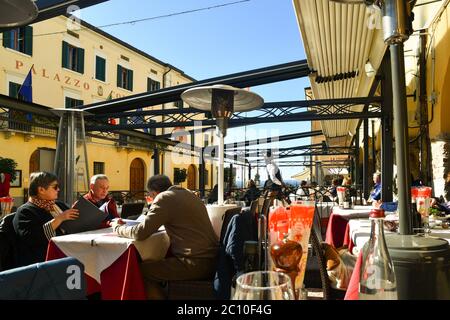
[{"xmin": 0, "ymin": 0, "xmax": 38, "ymax": 28}]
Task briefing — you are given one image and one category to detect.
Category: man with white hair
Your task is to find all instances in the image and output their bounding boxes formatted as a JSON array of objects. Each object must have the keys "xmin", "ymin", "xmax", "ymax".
[{"xmin": 83, "ymin": 174, "xmax": 119, "ymax": 227}]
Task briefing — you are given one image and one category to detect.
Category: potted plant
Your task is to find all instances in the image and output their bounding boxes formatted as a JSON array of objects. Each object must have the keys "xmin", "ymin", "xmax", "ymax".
[{"xmin": 0, "ymin": 157, "xmax": 18, "ymax": 197}]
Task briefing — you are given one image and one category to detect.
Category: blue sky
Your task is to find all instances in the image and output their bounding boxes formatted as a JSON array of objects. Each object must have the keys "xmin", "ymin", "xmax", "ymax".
[{"xmin": 78, "ymin": 0, "xmax": 312, "ymax": 182}]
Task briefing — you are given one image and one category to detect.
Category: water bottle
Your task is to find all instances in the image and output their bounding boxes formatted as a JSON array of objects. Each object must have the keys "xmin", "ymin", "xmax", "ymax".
[{"xmin": 359, "ymin": 208, "xmax": 398, "ymax": 300}]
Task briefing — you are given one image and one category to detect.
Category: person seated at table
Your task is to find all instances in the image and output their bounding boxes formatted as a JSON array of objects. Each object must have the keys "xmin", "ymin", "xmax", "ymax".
[
  {"xmin": 82, "ymin": 174, "xmax": 119, "ymax": 227},
  {"xmin": 329, "ymin": 178, "xmax": 340, "ymax": 199},
  {"xmin": 367, "ymin": 172, "xmax": 382, "ymax": 205},
  {"xmin": 207, "ymin": 184, "xmax": 218, "ymax": 204},
  {"xmin": 295, "ymin": 180, "xmax": 309, "ymax": 200},
  {"xmin": 111, "ymin": 174, "xmax": 219, "ymax": 300},
  {"xmin": 241, "ymin": 179, "xmax": 261, "ymax": 206},
  {"xmin": 12, "ymin": 172, "xmax": 79, "ymax": 267}
]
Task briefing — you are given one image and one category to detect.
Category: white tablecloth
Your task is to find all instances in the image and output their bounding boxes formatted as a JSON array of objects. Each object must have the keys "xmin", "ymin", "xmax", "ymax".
[
  {"xmin": 332, "ymin": 205, "xmax": 373, "ymax": 219},
  {"xmin": 51, "ymin": 225, "xmax": 169, "ymax": 282},
  {"xmin": 348, "ymin": 218, "xmax": 450, "ymax": 255},
  {"xmin": 206, "ymin": 204, "xmax": 240, "ymax": 240}
]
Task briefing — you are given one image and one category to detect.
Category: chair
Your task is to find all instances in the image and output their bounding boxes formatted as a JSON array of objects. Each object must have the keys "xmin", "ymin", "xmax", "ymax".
[
  {"xmin": 303, "ymin": 204, "xmax": 346, "ymax": 300},
  {"xmin": 120, "ymin": 202, "xmax": 145, "ymax": 219},
  {"xmin": 249, "ymin": 199, "xmax": 258, "ymax": 218},
  {"xmin": 0, "ymin": 212, "xmax": 17, "ymax": 271},
  {"xmin": 0, "ymin": 257, "xmax": 86, "ymax": 299},
  {"xmin": 167, "ymin": 207, "xmax": 243, "ymax": 300},
  {"xmin": 212, "ymin": 207, "xmax": 258, "ymax": 299},
  {"xmin": 258, "ymin": 198, "xmax": 272, "ymax": 271}
]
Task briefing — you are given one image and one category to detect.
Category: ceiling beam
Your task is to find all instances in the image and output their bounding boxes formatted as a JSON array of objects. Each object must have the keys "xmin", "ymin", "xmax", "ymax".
[{"xmin": 81, "ymin": 59, "xmax": 310, "ymax": 114}]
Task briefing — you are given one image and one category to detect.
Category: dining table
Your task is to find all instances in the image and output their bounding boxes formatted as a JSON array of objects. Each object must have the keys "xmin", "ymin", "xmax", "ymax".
[
  {"xmin": 325, "ymin": 205, "xmax": 373, "ymax": 249},
  {"xmin": 46, "ymin": 222, "xmax": 170, "ymax": 300},
  {"xmin": 344, "ymin": 221, "xmax": 450, "ymax": 300}
]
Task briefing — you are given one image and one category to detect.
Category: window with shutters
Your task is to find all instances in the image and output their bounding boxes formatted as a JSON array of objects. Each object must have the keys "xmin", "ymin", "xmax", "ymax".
[
  {"xmin": 62, "ymin": 41, "xmax": 85, "ymax": 74},
  {"xmin": 93, "ymin": 162, "xmax": 105, "ymax": 175},
  {"xmin": 65, "ymin": 97, "xmax": 84, "ymax": 108},
  {"xmin": 2, "ymin": 26, "xmax": 33, "ymax": 55},
  {"xmin": 117, "ymin": 65, "xmax": 133, "ymax": 91},
  {"xmin": 147, "ymin": 78, "xmax": 160, "ymax": 92},
  {"xmin": 95, "ymin": 56, "xmax": 106, "ymax": 82},
  {"xmin": 174, "ymin": 100, "xmax": 184, "ymax": 109},
  {"xmin": 8, "ymin": 82, "xmax": 32, "ymax": 132}
]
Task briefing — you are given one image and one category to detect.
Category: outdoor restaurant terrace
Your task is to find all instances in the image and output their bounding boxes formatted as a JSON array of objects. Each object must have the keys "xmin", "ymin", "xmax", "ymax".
[{"xmin": 0, "ymin": 0, "xmax": 449, "ymax": 303}]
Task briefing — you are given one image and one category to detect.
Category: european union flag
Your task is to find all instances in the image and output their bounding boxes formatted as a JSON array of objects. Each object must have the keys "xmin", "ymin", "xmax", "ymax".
[
  {"xmin": 18, "ymin": 68, "xmax": 33, "ymax": 121},
  {"xmin": 18, "ymin": 68, "xmax": 32, "ymax": 103}
]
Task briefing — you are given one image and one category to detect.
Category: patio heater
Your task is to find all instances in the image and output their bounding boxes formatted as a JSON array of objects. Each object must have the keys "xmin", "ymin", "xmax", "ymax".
[
  {"xmin": 181, "ymin": 85, "xmax": 264, "ymax": 205},
  {"xmin": 52, "ymin": 109, "xmax": 90, "ymax": 206},
  {"xmin": 0, "ymin": 0, "xmax": 38, "ymax": 27}
]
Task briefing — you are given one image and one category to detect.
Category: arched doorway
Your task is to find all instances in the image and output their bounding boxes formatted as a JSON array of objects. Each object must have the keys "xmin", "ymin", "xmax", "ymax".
[
  {"xmin": 130, "ymin": 158, "xmax": 145, "ymax": 199},
  {"xmin": 187, "ymin": 164, "xmax": 197, "ymax": 190},
  {"xmin": 29, "ymin": 149, "xmax": 39, "ymax": 174}
]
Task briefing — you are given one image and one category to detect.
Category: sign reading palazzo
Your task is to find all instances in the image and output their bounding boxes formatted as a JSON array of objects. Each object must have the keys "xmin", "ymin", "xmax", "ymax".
[{"xmin": 15, "ymin": 60, "xmax": 126, "ymax": 99}]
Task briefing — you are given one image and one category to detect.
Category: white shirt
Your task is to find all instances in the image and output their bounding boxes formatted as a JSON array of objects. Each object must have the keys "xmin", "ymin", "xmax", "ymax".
[{"xmin": 266, "ymin": 162, "xmax": 283, "ymax": 186}]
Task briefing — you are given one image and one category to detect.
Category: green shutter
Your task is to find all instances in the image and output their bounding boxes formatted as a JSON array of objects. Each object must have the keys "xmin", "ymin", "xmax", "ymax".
[
  {"xmin": 9, "ymin": 82, "xmax": 20, "ymax": 98},
  {"xmin": 76, "ymin": 99, "xmax": 84, "ymax": 107},
  {"xmin": 96, "ymin": 56, "xmax": 106, "ymax": 81},
  {"xmin": 24, "ymin": 26, "xmax": 33, "ymax": 55},
  {"xmin": 62, "ymin": 41, "xmax": 69, "ymax": 68},
  {"xmin": 77, "ymin": 47, "xmax": 84, "ymax": 74},
  {"xmin": 117, "ymin": 65, "xmax": 122, "ymax": 87},
  {"xmin": 3, "ymin": 31, "xmax": 11, "ymax": 49},
  {"xmin": 65, "ymin": 97, "xmax": 72, "ymax": 108},
  {"xmin": 127, "ymin": 69, "xmax": 133, "ymax": 91}
]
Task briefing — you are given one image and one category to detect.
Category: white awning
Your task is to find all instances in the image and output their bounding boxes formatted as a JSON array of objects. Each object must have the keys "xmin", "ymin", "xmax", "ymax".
[{"xmin": 292, "ymin": 0, "xmax": 387, "ymax": 147}]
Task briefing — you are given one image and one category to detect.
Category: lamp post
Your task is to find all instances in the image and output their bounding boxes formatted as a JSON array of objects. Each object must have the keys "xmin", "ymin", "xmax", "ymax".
[{"xmin": 181, "ymin": 85, "xmax": 263, "ymax": 205}]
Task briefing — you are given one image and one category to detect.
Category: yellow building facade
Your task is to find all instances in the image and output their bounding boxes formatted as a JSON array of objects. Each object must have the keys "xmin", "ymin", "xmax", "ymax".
[{"xmin": 0, "ymin": 16, "xmax": 215, "ymax": 205}]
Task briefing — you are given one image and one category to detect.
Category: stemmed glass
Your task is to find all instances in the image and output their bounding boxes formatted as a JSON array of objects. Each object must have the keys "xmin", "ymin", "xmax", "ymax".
[{"xmin": 233, "ymin": 271, "xmax": 295, "ymax": 300}]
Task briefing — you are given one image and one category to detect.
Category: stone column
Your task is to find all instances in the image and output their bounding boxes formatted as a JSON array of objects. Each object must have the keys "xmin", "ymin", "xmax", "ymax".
[{"xmin": 431, "ymin": 138, "xmax": 450, "ymax": 201}]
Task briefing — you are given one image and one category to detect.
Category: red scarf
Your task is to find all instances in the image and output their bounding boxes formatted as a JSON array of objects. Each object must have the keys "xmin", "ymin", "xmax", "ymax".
[{"xmin": 30, "ymin": 197, "xmax": 56, "ymax": 212}]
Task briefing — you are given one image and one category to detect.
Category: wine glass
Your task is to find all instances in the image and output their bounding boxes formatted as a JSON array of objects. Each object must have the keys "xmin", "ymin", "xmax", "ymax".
[{"xmin": 233, "ymin": 271, "xmax": 295, "ymax": 300}]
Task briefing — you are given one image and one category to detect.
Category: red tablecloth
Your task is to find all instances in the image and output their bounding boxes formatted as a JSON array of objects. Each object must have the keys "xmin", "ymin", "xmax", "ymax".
[
  {"xmin": 344, "ymin": 251, "xmax": 362, "ymax": 300},
  {"xmin": 343, "ymin": 223, "xmax": 356, "ymax": 253},
  {"xmin": 325, "ymin": 213, "xmax": 350, "ymax": 248},
  {"xmin": 46, "ymin": 241, "xmax": 147, "ymax": 300}
]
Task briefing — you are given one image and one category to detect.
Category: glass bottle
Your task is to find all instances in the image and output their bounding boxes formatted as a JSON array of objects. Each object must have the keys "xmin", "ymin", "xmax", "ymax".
[
  {"xmin": 344, "ymin": 187, "xmax": 352, "ymax": 209},
  {"xmin": 411, "ymin": 197, "xmax": 423, "ymax": 232},
  {"xmin": 359, "ymin": 208, "xmax": 398, "ymax": 300}
]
